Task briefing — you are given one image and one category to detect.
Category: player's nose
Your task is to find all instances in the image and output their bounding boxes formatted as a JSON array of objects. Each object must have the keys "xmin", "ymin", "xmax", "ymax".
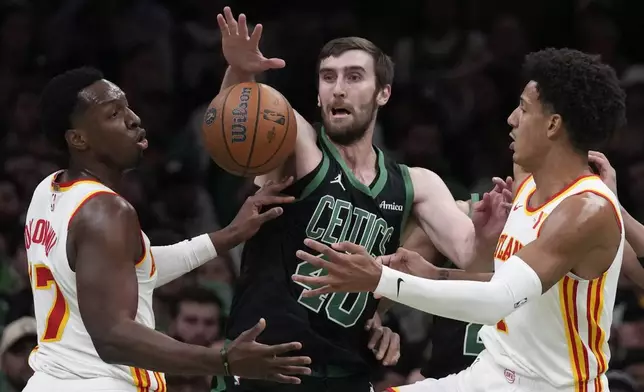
[
  {"xmin": 332, "ymin": 82, "xmax": 346, "ymax": 98},
  {"xmin": 507, "ymin": 107, "xmax": 519, "ymax": 128}
]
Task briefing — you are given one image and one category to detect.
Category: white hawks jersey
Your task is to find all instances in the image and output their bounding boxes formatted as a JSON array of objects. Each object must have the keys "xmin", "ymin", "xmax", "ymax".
[
  {"xmin": 25, "ymin": 171, "xmax": 167, "ymax": 391},
  {"xmin": 479, "ymin": 174, "xmax": 624, "ymax": 392}
]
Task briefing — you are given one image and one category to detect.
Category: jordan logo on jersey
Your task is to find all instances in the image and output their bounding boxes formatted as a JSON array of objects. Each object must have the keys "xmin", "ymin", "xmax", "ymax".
[{"xmin": 330, "ymin": 173, "xmax": 346, "ymax": 191}]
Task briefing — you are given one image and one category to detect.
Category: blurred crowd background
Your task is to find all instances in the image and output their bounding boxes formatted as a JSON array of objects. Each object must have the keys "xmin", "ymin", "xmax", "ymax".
[{"xmin": 0, "ymin": 0, "xmax": 643, "ymax": 391}]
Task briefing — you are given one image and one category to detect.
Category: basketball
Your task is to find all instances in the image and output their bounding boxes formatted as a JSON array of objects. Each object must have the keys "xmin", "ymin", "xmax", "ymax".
[{"xmin": 202, "ymin": 82, "xmax": 297, "ymax": 177}]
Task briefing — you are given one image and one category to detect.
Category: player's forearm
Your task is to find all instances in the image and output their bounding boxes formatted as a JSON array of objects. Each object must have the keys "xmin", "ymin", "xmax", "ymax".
[
  {"xmin": 431, "ymin": 267, "xmax": 493, "ymax": 282},
  {"xmin": 374, "ymin": 256, "xmax": 542, "ymax": 325},
  {"xmin": 95, "ymin": 320, "xmax": 223, "ymax": 375},
  {"xmin": 220, "ymin": 66, "xmax": 255, "ymax": 92},
  {"xmin": 456, "ymin": 232, "xmax": 496, "ymax": 273},
  {"xmin": 622, "ymin": 207, "xmax": 644, "ymax": 256},
  {"xmin": 152, "ymin": 234, "xmax": 218, "ymax": 287}
]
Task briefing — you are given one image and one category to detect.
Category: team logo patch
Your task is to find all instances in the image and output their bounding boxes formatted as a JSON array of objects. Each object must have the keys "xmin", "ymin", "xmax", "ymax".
[{"xmin": 504, "ymin": 369, "xmax": 516, "ymax": 384}]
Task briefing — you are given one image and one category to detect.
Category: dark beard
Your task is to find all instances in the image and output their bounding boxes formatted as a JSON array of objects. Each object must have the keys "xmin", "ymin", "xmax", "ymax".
[{"xmin": 323, "ymin": 100, "xmax": 377, "ymax": 146}]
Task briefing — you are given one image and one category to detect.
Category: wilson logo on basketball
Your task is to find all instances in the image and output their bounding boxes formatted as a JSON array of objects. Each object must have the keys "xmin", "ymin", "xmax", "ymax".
[{"xmin": 231, "ymin": 87, "xmax": 252, "ymax": 143}]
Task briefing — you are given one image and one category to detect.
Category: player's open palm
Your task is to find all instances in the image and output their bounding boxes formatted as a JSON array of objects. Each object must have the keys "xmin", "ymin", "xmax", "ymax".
[
  {"xmin": 472, "ymin": 191, "xmax": 510, "ymax": 243},
  {"xmin": 229, "ymin": 177, "xmax": 295, "ymax": 242},
  {"xmin": 217, "ymin": 6, "xmax": 285, "ymax": 74},
  {"xmin": 225, "ymin": 318, "xmax": 311, "ymax": 383}
]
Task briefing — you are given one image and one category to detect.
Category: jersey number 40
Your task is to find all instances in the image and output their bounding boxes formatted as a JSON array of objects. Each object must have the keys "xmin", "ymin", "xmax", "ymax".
[{"xmin": 294, "ymin": 257, "xmax": 369, "ymax": 328}]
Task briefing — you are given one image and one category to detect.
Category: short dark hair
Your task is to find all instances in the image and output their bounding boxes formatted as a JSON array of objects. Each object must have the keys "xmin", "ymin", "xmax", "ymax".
[
  {"xmin": 39, "ymin": 67, "xmax": 104, "ymax": 151},
  {"xmin": 170, "ymin": 286, "xmax": 223, "ymax": 319},
  {"xmin": 317, "ymin": 37, "xmax": 394, "ymax": 89},
  {"xmin": 522, "ymin": 48, "xmax": 626, "ymax": 152}
]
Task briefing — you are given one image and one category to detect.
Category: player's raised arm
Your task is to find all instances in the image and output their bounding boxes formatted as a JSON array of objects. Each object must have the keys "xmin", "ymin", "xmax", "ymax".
[
  {"xmin": 372, "ymin": 192, "xmax": 621, "ymax": 324},
  {"xmin": 407, "ymin": 167, "xmax": 510, "ymax": 272},
  {"xmin": 72, "ymin": 193, "xmax": 310, "ymax": 381},
  {"xmin": 292, "ymin": 192, "xmax": 620, "ymax": 326},
  {"xmin": 216, "ymin": 6, "xmax": 320, "ymax": 184}
]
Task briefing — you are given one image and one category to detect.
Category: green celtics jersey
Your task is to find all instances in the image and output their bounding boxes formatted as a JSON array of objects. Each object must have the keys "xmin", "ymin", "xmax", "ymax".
[{"xmin": 226, "ymin": 127, "xmax": 414, "ymax": 374}]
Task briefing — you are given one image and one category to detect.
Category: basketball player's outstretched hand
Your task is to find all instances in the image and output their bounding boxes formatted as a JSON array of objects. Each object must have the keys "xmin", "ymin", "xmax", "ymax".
[
  {"xmin": 217, "ymin": 6, "xmax": 286, "ymax": 73},
  {"xmin": 588, "ymin": 151, "xmax": 617, "ymax": 195},
  {"xmin": 225, "ymin": 318, "xmax": 311, "ymax": 383},
  {"xmin": 228, "ymin": 177, "xmax": 295, "ymax": 242},
  {"xmin": 293, "ymin": 239, "xmax": 382, "ymax": 295},
  {"xmin": 471, "ymin": 191, "xmax": 510, "ymax": 243}
]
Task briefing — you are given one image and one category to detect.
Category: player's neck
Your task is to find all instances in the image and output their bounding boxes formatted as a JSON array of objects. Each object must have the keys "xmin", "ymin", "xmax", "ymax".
[
  {"xmin": 333, "ymin": 137, "xmax": 377, "ymax": 174},
  {"xmin": 531, "ymin": 147, "xmax": 591, "ymax": 205},
  {"xmin": 66, "ymin": 158, "xmax": 123, "ymax": 190}
]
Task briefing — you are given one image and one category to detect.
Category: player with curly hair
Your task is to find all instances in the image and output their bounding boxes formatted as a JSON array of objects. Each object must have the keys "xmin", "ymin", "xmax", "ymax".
[{"xmin": 291, "ymin": 48, "xmax": 628, "ymax": 391}]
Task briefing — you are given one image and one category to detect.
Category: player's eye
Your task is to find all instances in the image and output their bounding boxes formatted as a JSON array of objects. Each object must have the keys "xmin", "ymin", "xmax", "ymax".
[{"xmin": 322, "ymin": 74, "xmax": 335, "ymax": 82}]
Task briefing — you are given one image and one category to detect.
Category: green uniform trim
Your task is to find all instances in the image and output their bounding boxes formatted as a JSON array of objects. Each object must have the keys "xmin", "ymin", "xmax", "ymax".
[{"xmin": 320, "ymin": 128, "xmax": 388, "ymax": 198}]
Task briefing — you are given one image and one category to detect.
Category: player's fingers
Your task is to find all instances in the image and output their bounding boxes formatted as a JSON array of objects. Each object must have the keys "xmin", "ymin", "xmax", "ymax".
[
  {"xmin": 249, "ymin": 23, "xmax": 263, "ymax": 47},
  {"xmin": 291, "ymin": 274, "xmax": 328, "ymax": 289},
  {"xmin": 261, "ymin": 176, "xmax": 294, "ymax": 193},
  {"xmin": 303, "ymin": 238, "xmax": 338, "ymax": 261},
  {"xmin": 266, "ymin": 342, "xmax": 304, "ymax": 356},
  {"xmin": 261, "ymin": 58, "xmax": 287, "ymax": 69},
  {"xmin": 589, "ymin": 150, "xmax": 607, "ymax": 159},
  {"xmin": 255, "ymin": 207, "xmax": 283, "ymax": 224},
  {"xmin": 376, "ymin": 329, "xmax": 391, "ymax": 360},
  {"xmin": 383, "ymin": 333, "xmax": 401, "ymax": 366},
  {"xmin": 365, "ymin": 318, "xmax": 375, "ymax": 330},
  {"xmin": 271, "ymin": 355, "xmax": 312, "ymax": 367},
  {"xmin": 368, "ymin": 326, "xmax": 383, "ymax": 350},
  {"xmin": 217, "ymin": 14, "xmax": 230, "ymax": 36},
  {"xmin": 255, "ymin": 195, "xmax": 296, "ymax": 205},
  {"xmin": 238, "ymin": 13, "xmax": 249, "ymax": 37},
  {"xmin": 492, "ymin": 177, "xmax": 508, "ymax": 190},
  {"xmin": 382, "ymin": 333, "xmax": 400, "ymax": 366},
  {"xmin": 239, "ymin": 318, "xmax": 266, "ymax": 341},
  {"xmin": 274, "ymin": 366, "xmax": 312, "ymax": 376},
  {"xmin": 295, "ymin": 250, "xmax": 330, "ymax": 269},
  {"xmin": 223, "ymin": 6, "xmax": 238, "ymax": 34},
  {"xmin": 502, "ymin": 188, "xmax": 513, "ymax": 202},
  {"xmin": 332, "ymin": 241, "xmax": 368, "ymax": 255},
  {"xmin": 267, "ymin": 374, "xmax": 301, "ymax": 384},
  {"xmin": 300, "ymin": 285, "xmax": 332, "ymax": 298},
  {"xmin": 375, "ymin": 255, "xmax": 390, "ymax": 266}
]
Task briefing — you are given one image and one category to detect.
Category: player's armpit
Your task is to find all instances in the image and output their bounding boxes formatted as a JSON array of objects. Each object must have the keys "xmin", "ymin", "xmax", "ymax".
[
  {"xmin": 254, "ymin": 111, "xmax": 321, "ymax": 187},
  {"xmin": 622, "ymin": 241, "xmax": 644, "ymax": 289},
  {"xmin": 408, "ymin": 167, "xmax": 476, "ymax": 270},
  {"xmin": 514, "ymin": 192, "xmax": 622, "ymax": 293},
  {"xmin": 71, "ymin": 194, "xmax": 222, "ymax": 375}
]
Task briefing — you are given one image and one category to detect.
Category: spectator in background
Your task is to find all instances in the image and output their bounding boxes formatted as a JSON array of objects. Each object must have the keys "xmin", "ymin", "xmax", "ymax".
[
  {"xmin": 0, "ymin": 317, "xmax": 37, "ymax": 392},
  {"xmin": 169, "ymin": 286, "xmax": 226, "ymax": 349}
]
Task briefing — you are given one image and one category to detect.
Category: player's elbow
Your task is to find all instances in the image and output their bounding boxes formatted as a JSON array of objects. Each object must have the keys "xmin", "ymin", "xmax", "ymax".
[
  {"xmin": 478, "ymin": 309, "xmax": 513, "ymax": 326},
  {"xmin": 91, "ymin": 333, "xmax": 123, "ymax": 364},
  {"xmin": 87, "ymin": 323, "xmax": 129, "ymax": 364}
]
